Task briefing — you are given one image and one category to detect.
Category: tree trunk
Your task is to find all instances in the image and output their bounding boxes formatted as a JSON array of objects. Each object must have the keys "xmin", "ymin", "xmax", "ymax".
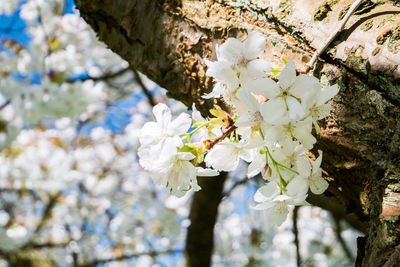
[
  {"xmin": 185, "ymin": 173, "xmax": 227, "ymax": 267},
  {"xmin": 76, "ymin": 0, "xmax": 400, "ymax": 266}
]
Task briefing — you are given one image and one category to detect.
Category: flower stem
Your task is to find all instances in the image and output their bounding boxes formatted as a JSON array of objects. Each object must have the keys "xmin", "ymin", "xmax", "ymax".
[{"xmin": 204, "ymin": 125, "xmax": 237, "ymax": 150}]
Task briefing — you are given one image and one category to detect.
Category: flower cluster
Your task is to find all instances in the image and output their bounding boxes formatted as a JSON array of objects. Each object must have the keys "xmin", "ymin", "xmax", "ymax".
[
  {"xmin": 138, "ymin": 32, "xmax": 339, "ymax": 225},
  {"xmin": 138, "ymin": 103, "xmax": 218, "ymax": 197}
]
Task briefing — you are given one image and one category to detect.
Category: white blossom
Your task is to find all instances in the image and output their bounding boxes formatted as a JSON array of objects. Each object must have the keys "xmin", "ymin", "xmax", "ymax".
[
  {"xmin": 256, "ymin": 61, "xmax": 318, "ymax": 125},
  {"xmin": 296, "ymin": 150, "xmax": 329, "ymax": 194},
  {"xmin": 204, "ymin": 141, "xmax": 254, "ymax": 172}
]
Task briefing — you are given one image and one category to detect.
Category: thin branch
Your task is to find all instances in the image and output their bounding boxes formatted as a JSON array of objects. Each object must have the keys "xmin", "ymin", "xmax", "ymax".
[
  {"xmin": 223, "ymin": 176, "xmax": 252, "ymax": 198},
  {"xmin": 33, "ymin": 192, "xmax": 61, "ymax": 235},
  {"xmin": 0, "ymin": 187, "xmax": 36, "ymax": 195},
  {"xmin": 20, "ymin": 191, "xmax": 61, "ymax": 250},
  {"xmin": 22, "ymin": 240, "xmax": 71, "ymax": 250},
  {"xmin": 67, "ymin": 67, "xmax": 131, "ymax": 82},
  {"xmin": 306, "ymin": 193, "xmax": 366, "ymax": 234},
  {"xmin": 305, "ymin": 0, "xmax": 363, "ymax": 72},
  {"xmin": 204, "ymin": 125, "xmax": 237, "ymax": 150},
  {"xmin": 82, "ymin": 249, "xmax": 181, "ymax": 266},
  {"xmin": 133, "ymin": 69, "xmax": 155, "ymax": 107},
  {"xmin": 0, "ymin": 99, "xmax": 10, "ymax": 110},
  {"xmin": 73, "ymin": 252, "xmax": 79, "ymax": 267},
  {"xmin": 293, "ymin": 206, "xmax": 301, "ymax": 267},
  {"xmin": 333, "ymin": 215, "xmax": 355, "ymax": 263}
]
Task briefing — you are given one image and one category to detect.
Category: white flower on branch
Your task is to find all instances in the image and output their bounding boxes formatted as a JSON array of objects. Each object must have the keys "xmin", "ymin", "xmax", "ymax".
[{"xmin": 296, "ymin": 150, "xmax": 329, "ymax": 194}]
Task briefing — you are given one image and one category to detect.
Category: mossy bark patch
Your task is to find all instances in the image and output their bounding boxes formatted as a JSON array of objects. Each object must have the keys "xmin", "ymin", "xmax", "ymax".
[{"xmin": 314, "ymin": 0, "xmax": 339, "ymax": 21}]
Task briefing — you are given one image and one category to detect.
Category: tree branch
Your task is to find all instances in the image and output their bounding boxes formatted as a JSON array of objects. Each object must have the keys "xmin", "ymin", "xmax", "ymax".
[
  {"xmin": 67, "ymin": 67, "xmax": 131, "ymax": 82},
  {"xmin": 223, "ymin": 176, "xmax": 251, "ymax": 198},
  {"xmin": 305, "ymin": 0, "xmax": 364, "ymax": 72},
  {"xmin": 185, "ymin": 173, "xmax": 227, "ymax": 267},
  {"xmin": 133, "ymin": 69, "xmax": 155, "ymax": 107},
  {"xmin": 20, "ymin": 191, "xmax": 61, "ymax": 250},
  {"xmin": 332, "ymin": 214, "xmax": 355, "ymax": 263},
  {"xmin": 307, "ymin": 193, "xmax": 366, "ymax": 234},
  {"xmin": 81, "ymin": 249, "xmax": 181, "ymax": 266},
  {"xmin": 293, "ymin": 206, "xmax": 301, "ymax": 267}
]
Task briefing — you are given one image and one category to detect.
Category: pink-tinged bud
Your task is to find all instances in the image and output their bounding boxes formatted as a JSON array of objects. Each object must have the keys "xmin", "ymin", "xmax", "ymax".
[
  {"xmin": 261, "ymin": 165, "xmax": 270, "ymax": 180},
  {"xmin": 254, "ymin": 94, "xmax": 268, "ymax": 103}
]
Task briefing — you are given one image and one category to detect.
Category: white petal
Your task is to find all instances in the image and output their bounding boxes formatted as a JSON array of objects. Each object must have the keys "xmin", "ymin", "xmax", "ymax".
[
  {"xmin": 254, "ymin": 182, "xmax": 279, "ymax": 202},
  {"xmin": 296, "ymin": 155, "xmax": 311, "ymax": 178},
  {"xmin": 178, "ymin": 152, "xmax": 196, "ymax": 161},
  {"xmin": 313, "ymin": 150, "xmax": 323, "ymax": 173},
  {"xmin": 310, "ymin": 177, "xmax": 329, "ymax": 195},
  {"xmin": 258, "ymin": 182, "xmax": 280, "ymax": 198},
  {"xmin": 204, "ymin": 143, "xmax": 239, "ymax": 171},
  {"xmin": 217, "ymin": 38, "xmax": 244, "ymax": 63},
  {"xmin": 290, "ymin": 74, "xmax": 320, "ymax": 100},
  {"xmin": 139, "ymin": 122, "xmax": 161, "ymax": 146},
  {"xmin": 236, "ymin": 88, "xmax": 259, "ymax": 111},
  {"xmin": 243, "ymin": 32, "xmax": 266, "ymax": 60},
  {"xmin": 279, "ymin": 60, "xmax": 297, "ymax": 90},
  {"xmin": 246, "ymin": 59, "xmax": 271, "ymax": 78},
  {"xmin": 206, "ymin": 60, "xmax": 238, "ymax": 86},
  {"xmin": 245, "ymin": 77, "xmax": 280, "ymax": 99},
  {"xmin": 247, "ymin": 154, "xmax": 266, "ymax": 178},
  {"xmin": 196, "ymin": 167, "xmax": 219, "ymax": 176},
  {"xmin": 316, "ymin": 103, "xmax": 332, "ymax": 119},
  {"xmin": 316, "ymin": 84, "xmax": 339, "ymax": 106},
  {"xmin": 191, "ymin": 104, "xmax": 205, "ymax": 122},
  {"xmin": 171, "ymin": 135, "xmax": 184, "ymax": 148},
  {"xmin": 286, "ymin": 96, "xmax": 305, "ymax": 121},
  {"xmin": 268, "ymin": 203, "xmax": 289, "ymax": 226},
  {"xmin": 202, "ymin": 82, "xmax": 225, "ymax": 99},
  {"xmin": 252, "ymin": 202, "xmax": 274, "ymax": 210},
  {"xmin": 313, "ymin": 121, "xmax": 321, "ymax": 134},
  {"xmin": 293, "ymin": 121, "xmax": 316, "ymax": 149},
  {"xmin": 235, "ymin": 114, "xmax": 253, "ymax": 128},
  {"xmin": 192, "ymin": 178, "xmax": 201, "ymax": 191},
  {"xmin": 171, "ymin": 160, "xmax": 196, "ymax": 197},
  {"xmin": 153, "ymin": 103, "xmax": 171, "ymax": 129},
  {"xmin": 261, "ymin": 98, "xmax": 289, "ymax": 125},
  {"xmin": 138, "ymin": 139, "xmax": 177, "ymax": 172},
  {"xmin": 239, "ymin": 147, "xmax": 254, "ymax": 162},
  {"xmin": 286, "ymin": 177, "xmax": 309, "ymax": 203},
  {"xmin": 167, "ymin": 113, "xmax": 191, "ymax": 136}
]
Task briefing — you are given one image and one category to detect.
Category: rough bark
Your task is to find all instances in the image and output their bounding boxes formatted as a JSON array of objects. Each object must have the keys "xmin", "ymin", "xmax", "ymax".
[{"xmin": 76, "ymin": 0, "xmax": 400, "ymax": 266}]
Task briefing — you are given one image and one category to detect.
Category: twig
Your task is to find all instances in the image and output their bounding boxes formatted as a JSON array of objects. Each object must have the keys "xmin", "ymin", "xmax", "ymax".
[
  {"xmin": 22, "ymin": 240, "xmax": 71, "ymax": 250},
  {"xmin": 14, "ymin": 192, "xmax": 62, "ymax": 255},
  {"xmin": 305, "ymin": 0, "xmax": 363, "ymax": 72},
  {"xmin": 73, "ymin": 252, "xmax": 79, "ymax": 267},
  {"xmin": 33, "ymin": 192, "xmax": 61, "ymax": 235},
  {"xmin": 81, "ymin": 249, "xmax": 181, "ymax": 266},
  {"xmin": 0, "ymin": 99, "xmax": 10, "ymax": 110},
  {"xmin": 66, "ymin": 67, "xmax": 131, "ymax": 82},
  {"xmin": 204, "ymin": 125, "xmax": 237, "ymax": 150},
  {"xmin": 306, "ymin": 193, "xmax": 366, "ymax": 234},
  {"xmin": 293, "ymin": 206, "xmax": 301, "ymax": 267},
  {"xmin": 223, "ymin": 177, "xmax": 251, "ymax": 198},
  {"xmin": 20, "ymin": 191, "xmax": 61, "ymax": 250},
  {"xmin": 333, "ymin": 215, "xmax": 355, "ymax": 263},
  {"xmin": 133, "ymin": 69, "xmax": 155, "ymax": 107}
]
